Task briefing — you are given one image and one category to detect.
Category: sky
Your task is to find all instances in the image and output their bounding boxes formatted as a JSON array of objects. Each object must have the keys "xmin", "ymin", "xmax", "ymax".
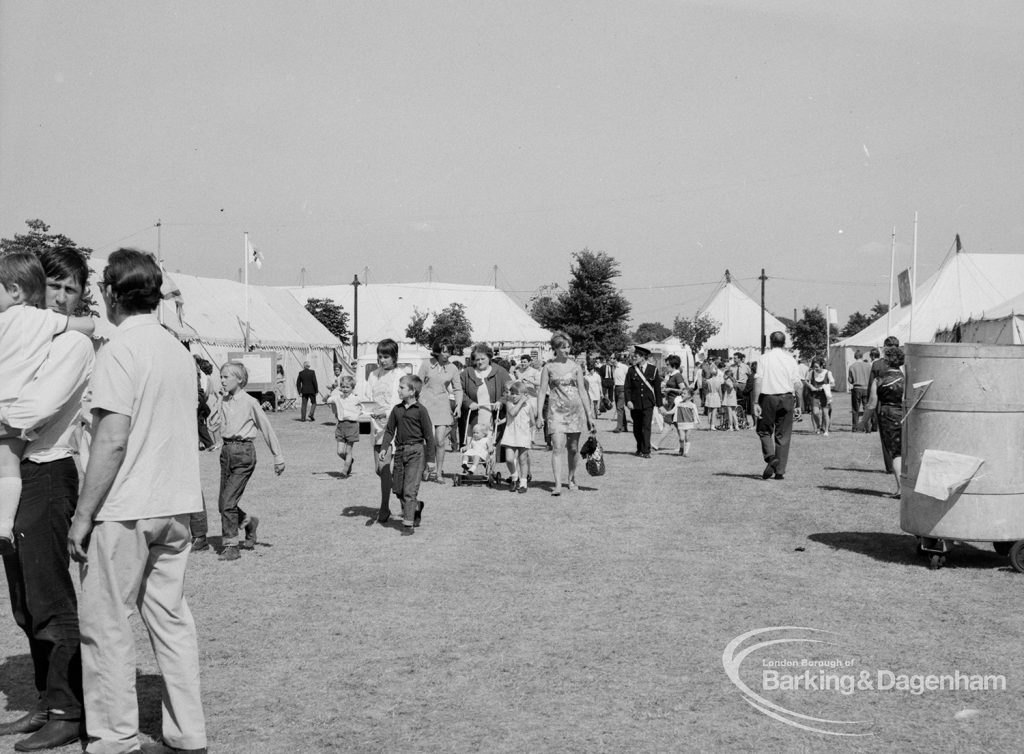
[{"xmin": 2, "ymin": 0, "xmax": 1022, "ymax": 330}]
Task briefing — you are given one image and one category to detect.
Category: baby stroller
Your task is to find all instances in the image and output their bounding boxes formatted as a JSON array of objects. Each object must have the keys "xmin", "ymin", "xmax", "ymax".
[{"xmin": 452, "ymin": 411, "xmax": 504, "ymax": 487}]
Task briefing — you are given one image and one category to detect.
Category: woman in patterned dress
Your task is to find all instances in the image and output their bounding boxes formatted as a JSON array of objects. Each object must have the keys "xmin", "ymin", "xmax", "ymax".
[{"xmin": 535, "ymin": 331, "xmax": 594, "ymax": 496}]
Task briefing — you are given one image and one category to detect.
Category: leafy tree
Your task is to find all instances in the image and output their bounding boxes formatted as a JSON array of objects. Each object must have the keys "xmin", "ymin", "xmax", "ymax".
[
  {"xmin": 839, "ymin": 300, "xmax": 890, "ymax": 338},
  {"xmin": 532, "ymin": 249, "xmax": 631, "ymax": 355},
  {"xmin": 672, "ymin": 313, "xmax": 721, "ymax": 352},
  {"xmin": 304, "ymin": 297, "xmax": 350, "ymax": 344},
  {"xmin": 405, "ymin": 302, "xmax": 473, "ymax": 352},
  {"xmin": 790, "ymin": 306, "xmax": 835, "ymax": 360},
  {"xmin": 528, "ymin": 282, "xmax": 561, "ymax": 327},
  {"xmin": 1, "ymin": 219, "xmax": 95, "ymax": 314},
  {"xmin": 633, "ymin": 321, "xmax": 671, "ymax": 343}
]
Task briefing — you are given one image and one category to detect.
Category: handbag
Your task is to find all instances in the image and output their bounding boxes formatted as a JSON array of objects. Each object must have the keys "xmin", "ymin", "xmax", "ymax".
[
  {"xmin": 583, "ymin": 439, "xmax": 606, "ymax": 476},
  {"xmin": 599, "ymin": 395, "xmax": 613, "ymax": 413},
  {"xmin": 652, "ymin": 409, "xmax": 665, "ymax": 432}
]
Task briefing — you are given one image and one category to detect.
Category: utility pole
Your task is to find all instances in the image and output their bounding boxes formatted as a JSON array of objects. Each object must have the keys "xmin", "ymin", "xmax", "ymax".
[
  {"xmin": 759, "ymin": 268, "xmax": 767, "ymax": 353},
  {"xmin": 351, "ymin": 274, "xmax": 361, "ymax": 365},
  {"xmin": 493, "ymin": 265, "xmax": 498, "ymax": 288},
  {"xmin": 300, "ymin": 267, "xmax": 306, "ymax": 288},
  {"xmin": 428, "ymin": 265, "xmax": 433, "ymax": 283}
]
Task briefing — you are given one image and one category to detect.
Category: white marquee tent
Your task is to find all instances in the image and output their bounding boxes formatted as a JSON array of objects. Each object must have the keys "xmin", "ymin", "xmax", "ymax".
[
  {"xmin": 935, "ymin": 290, "xmax": 1024, "ymax": 345},
  {"xmin": 87, "ymin": 258, "xmax": 342, "ymax": 398},
  {"xmin": 697, "ymin": 276, "xmax": 790, "ymax": 356},
  {"xmin": 285, "ymin": 281, "xmax": 551, "ymax": 361},
  {"xmin": 830, "ymin": 250, "xmax": 1024, "ymax": 388}
]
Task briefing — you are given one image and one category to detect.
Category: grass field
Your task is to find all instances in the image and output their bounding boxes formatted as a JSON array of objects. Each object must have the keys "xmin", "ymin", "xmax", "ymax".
[{"xmin": 1, "ymin": 404, "xmax": 1021, "ymax": 753}]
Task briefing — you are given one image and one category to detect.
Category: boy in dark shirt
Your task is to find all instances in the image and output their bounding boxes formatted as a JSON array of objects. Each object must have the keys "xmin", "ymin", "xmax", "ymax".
[{"xmin": 379, "ymin": 375, "xmax": 436, "ymax": 532}]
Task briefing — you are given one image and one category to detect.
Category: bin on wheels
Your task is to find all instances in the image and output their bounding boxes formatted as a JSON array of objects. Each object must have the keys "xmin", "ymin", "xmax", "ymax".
[{"xmin": 900, "ymin": 343, "xmax": 1024, "ymax": 570}]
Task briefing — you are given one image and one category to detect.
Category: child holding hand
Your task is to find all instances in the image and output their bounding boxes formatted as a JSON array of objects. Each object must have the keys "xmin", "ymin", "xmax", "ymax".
[{"xmin": 500, "ymin": 380, "xmax": 536, "ymax": 493}]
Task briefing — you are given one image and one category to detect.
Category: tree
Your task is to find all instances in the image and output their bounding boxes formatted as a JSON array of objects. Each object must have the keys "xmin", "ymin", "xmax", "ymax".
[
  {"xmin": 790, "ymin": 306, "xmax": 835, "ymax": 361},
  {"xmin": 304, "ymin": 297, "xmax": 350, "ymax": 344},
  {"xmin": 839, "ymin": 300, "xmax": 890, "ymax": 338},
  {"xmin": 1, "ymin": 219, "xmax": 95, "ymax": 314},
  {"xmin": 528, "ymin": 282, "xmax": 561, "ymax": 327},
  {"xmin": 405, "ymin": 302, "xmax": 473, "ymax": 353},
  {"xmin": 532, "ymin": 249, "xmax": 631, "ymax": 355},
  {"xmin": 633, "ymin": 322, "xmax": 671, "ymax": 343},
  {"xmin": 672, "ymin": 313, "xmax": 721, "ymax": 352}
]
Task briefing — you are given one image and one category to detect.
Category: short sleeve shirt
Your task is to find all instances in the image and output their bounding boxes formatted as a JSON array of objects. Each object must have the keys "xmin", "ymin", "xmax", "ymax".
[
  {"xmin": 88, "ymin": 314, "xmax": 202, "ymax": 521},
  {"xmin": 0, "ymin": 304, "xmax": 68, "ymax": 403}
]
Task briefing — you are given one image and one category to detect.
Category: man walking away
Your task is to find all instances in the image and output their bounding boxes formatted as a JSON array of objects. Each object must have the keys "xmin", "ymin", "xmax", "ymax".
[
  {"xmin": 751, "ymin": 331, "xmax": 802, "ymax": 481},
  {"xmin": 296, "ymin": 360, "xmax": 319, "ymax": 422}
]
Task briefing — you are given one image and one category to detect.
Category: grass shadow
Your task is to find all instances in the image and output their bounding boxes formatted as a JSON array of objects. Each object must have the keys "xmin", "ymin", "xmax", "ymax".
[
  {"xmin": 136, "ymin": 673, "xmax": 164, "ymax": 741},
  {"xmin": 823, "ymin": 466, "xmax": 888, "ymax": 474},
  {"xmin": 314, "ymin": 471, "xmax": 348, "ymax": 479},
  {"xmin": 808, "ymin": 531, "xmax": 1007, "ymax": 569},
  {"xmin": 0, "ymin": 655, "xmax": 38, "ymax": 714},
  {"xmin": 818, "ymin": 485, "xmax": 893, "ymax": 497},
  {"xmin": 713, "ymin": 471, "xmax": 764, "ymax": 480}
]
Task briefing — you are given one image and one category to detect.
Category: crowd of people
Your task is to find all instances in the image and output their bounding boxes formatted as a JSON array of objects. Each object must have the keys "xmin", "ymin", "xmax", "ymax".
[{"xmin": 0, "ymin": 243, "xmax": 907, "ymax": 753}]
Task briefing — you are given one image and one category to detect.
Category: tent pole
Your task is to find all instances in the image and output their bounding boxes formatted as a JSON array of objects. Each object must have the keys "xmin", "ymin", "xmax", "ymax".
[
  {"xmin": 244, "ymin": 231, "xmax": 250, "ymax": 350},
  {"xmin": 910, "ymin": 212, "xmax": 918, "ymax": 343},
  {"xmin": 887, "ymin": 226, "xmax": 896, "ymax": 338}
]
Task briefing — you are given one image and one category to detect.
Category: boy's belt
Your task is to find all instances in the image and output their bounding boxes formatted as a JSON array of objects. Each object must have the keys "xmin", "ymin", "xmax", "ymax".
[{"xmin": 224, "ymin": 437, "xmax": 253, "ymax": 443}]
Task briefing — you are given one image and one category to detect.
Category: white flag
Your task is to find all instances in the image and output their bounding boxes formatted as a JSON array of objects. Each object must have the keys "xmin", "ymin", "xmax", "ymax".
[{"xmin": 246, "ymin": 237, "xmax": 264, "ymax": 269}]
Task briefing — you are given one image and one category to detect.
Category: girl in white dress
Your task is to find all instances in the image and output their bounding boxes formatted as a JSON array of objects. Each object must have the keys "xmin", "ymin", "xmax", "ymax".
[{"xmin": 500, "ymin": 381, "xmax": 536, "ymax": 493}]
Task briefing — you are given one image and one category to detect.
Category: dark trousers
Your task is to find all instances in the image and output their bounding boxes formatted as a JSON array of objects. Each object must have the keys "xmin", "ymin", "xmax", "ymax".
[
  {"xmin": 189, "ymin": 496, "xmax": 209, "ymax": 538},
  {"xmin": 2, "ymin": 458, "xmax": 83, "ymax": 720},
  {"xmin": 300, "ymin": 393, "xmax": 317, "ymax": 421},
  {"xmin": 392, "ymin": 444, "xmax": 426, "ymax": 523},
  {"xmin": 757, "ymin": 393, "xmax": 795, "ymax": 474},
  {"xmin": 879, "ymin": 421, "xmax": 894, "ymax": 472},
  {"xmin": 615, "ymin": 386, "xmax": 628, "ymax": 431},
  {"xmin": 630, "ymin": 405, "xmax": 654, "ymax": 454},
  {"xmin": 218, "ymin": 441, "xmax": 254, "ymax": 546}
]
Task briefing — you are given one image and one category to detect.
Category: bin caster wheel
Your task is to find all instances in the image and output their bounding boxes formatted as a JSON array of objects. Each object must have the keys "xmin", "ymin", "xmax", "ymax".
[
  {"xmin": 993, "ymin": 541, "xmax": 1013, "ymax": 557},
  {"xmin": 1008, "ymin": 541, "xmax": 1024, "ymax": 574},
  {"xmin": 928, "ymin": 554, "xmax": 945, "ymax": 570}
]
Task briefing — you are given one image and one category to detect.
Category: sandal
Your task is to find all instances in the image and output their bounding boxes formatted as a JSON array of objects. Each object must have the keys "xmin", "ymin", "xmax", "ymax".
[{"xmin": 567, "ymin": 481, "xmax": 578, "ymax": 492}]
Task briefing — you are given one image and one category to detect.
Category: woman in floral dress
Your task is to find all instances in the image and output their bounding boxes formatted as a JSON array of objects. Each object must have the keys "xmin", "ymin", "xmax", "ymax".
[{"xmin": 535, "ymin": 331, "xmax": 594, "ymax": 496}]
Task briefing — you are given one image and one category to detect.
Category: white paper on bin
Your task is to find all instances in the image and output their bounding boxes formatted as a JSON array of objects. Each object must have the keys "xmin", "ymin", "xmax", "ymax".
[{"xmin": 914, "ymin": 449, "xmax": 985, "ymax": 500}]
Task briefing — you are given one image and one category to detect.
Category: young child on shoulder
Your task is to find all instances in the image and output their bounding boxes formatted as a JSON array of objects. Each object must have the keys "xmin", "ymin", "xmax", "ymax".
[
  {"xmin": 461, "ymin": 422, "xmax": 493, "ymax": 475},
  {"xmin": 0, "ymin": 252, "xmax": 95, "ymax": 554},
  {"xmin": 500, "ymin": 380, "xmax": 536, "ymax": 493},
  {"xmin": 215, "ymin": 361, "xmax": 286, "ymax": 561},
  {"xmin": 379, "ymin": 374, "xmax": 435, "ymax": 532},
  {"xmin": 326, "ymin": 374, "xmax": 360, "ymax": 477}
]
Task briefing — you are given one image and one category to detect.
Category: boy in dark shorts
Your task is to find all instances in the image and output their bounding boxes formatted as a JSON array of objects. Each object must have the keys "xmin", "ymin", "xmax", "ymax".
[
  {"xmin": 379, "ymin": 375, "xmax": 436, "ymax": 532},
  {"xmin": 326, "ymin": 374, "xmax": 360, "ymax": 477}
]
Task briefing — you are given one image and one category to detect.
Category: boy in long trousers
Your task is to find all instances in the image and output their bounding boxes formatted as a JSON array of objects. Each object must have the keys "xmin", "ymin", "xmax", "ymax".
[
  {"xmin": 216, "ymin": 361, "xmax": 285, "ymax": 561},
  {"xmin": 379, "ymin": 375, "xmax": 435, "ymax": 533}
]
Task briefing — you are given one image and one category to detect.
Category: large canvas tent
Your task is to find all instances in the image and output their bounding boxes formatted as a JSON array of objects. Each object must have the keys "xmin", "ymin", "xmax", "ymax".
[
  {"xmin": 86, "ymin": 258, "xmax": 342, "ymax": 398},
  {"xmin": 285, "ymin": 281, "xmax": 551, "ymax": 361},
  {"xmin": 935, "ymin": 290, "xmax": 1024, "ymax": 345},
  {"xmin": 697, "ymin": 275, "xmax": 790, "ymax": 357},
  {"xmin": 830, "ymin": 250, "xmax": 1024, "ymax": 389}
]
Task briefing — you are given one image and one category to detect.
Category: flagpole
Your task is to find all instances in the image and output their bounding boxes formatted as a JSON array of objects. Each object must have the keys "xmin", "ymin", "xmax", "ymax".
[
  {"xmin": 909, "ymin": 212, "xmax": 918, "ymax": 343},
  {"xmin": 887, "ymin": 226, "xmax": 896, "ymax": 338},
  {"xmin": 244, "ymin": 231, "xmax": 250, "ymax": 350}
]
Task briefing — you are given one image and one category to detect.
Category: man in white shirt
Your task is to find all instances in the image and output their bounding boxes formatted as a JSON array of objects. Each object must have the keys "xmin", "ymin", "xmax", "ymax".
[
  {"xmin": 0, "ymin": 248, "xmax": 94, "ymax": 751},
  {"xmin": 751, "ymin": 331, "xmax": 802, "ymax": 480},
  {"xmin": 68, "ymin": 249, "xmax": 207, "ymax": 754}
]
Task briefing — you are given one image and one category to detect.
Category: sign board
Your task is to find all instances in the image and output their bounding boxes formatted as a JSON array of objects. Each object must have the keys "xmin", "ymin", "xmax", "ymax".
[
  {"xmin": 227, "ymin": 351, "xmax": 278, "ymax": 392},
  {"xmin": 897, "ymin": 269, "xmax": 913, "ymax": 307}
]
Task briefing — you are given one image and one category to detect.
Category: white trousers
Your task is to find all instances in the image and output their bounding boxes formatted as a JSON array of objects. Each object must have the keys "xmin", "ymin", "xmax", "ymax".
[{"xmin": 79, "ymin": 515, "xmax": 206, "ymax": 754}]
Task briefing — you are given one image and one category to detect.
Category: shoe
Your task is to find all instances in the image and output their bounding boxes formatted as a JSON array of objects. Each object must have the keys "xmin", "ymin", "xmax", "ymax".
[
  {"xmin": 762, "ymin": 458, "xmax": 779, "ymax": 479},
  {"xmin": 190, "ymin": 536, "xmax": 210, "ymax": 552},
  {"xmin": 414, "ymin": 502, "xmax": 423, "ymax": 527},
  {"xmin": 401, "ymin": 524, "xmax": 415, "ymax": 536},
  {"xmin": 641, "ymin": 453, "xmax": 651, "ymax": 459},
  {"xmin": 377, "ymin": 515, "xmax": 391, "ymax": 525},
  {"xmin": 612, "ymin": 429, "xmax": 622, "ymax": 433},
  {"xmin": 0, "ymin": 706, "xmax": 48, "ymax": 736},
  {"xmin": 774, "ymin": 473, "xmax": 785, "ymax": 480},
  {"xmin": 218, "ymin": 546, "xmax": 240, "ymax": 561},
  {"xmin": 567, "ymin": 481, "xmax": 578, "ymax": 491},
  {"xmin": 518, "ymin": 485, "xmax": 527, "ymax": 494},
  {"xmin": 0, "ymin": 534, "xmax": 16, "ymax": 556},
  {"xmin": 13, "ymin": 719, "xmax": 82, "ymax": 751},
  {"xmin": 240, "ymin": 515, "xmax": 259, "ymax": 550},
  {"xmin": 823, "ymin": 431, "xmax": 829, "ymax": 436},
  {"xmin": 551, "ymin": 489, "xmax": 561, "ymax": 497}
]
